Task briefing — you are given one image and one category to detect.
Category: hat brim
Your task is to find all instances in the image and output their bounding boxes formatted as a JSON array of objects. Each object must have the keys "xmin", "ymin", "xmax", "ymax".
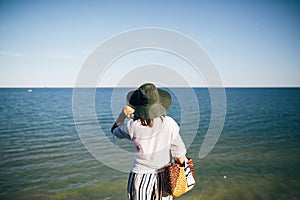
[{"xmin": 126, "ymin": 88, "xmax": 172, "ymax": 119}]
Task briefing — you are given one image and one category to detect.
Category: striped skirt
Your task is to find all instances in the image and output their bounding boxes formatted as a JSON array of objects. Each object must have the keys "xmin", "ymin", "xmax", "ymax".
[{"xmin": 127, "ymin": 172, "xmax": 173, "ymax": 200}]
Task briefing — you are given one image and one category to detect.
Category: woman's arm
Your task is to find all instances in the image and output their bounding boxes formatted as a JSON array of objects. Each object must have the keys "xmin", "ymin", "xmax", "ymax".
[
  {"xmin": 111, "ymin": 106, "xmax": 135, "ymax": 133},
  {"xmin": 111, "ymin": 111, "xmax": 127, "ymax": 133},
  {"xmin": 169, "ymin": 117, "xmax": 187, "ymax": 164}
]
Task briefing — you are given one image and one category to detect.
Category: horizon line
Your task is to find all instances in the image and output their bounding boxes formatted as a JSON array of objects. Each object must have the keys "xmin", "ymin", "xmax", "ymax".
[{"xmin": 1, "ymin": 85, "xmax": 300, "ymax": 89}]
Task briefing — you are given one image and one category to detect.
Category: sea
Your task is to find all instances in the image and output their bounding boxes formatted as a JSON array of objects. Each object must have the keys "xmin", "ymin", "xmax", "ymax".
[{"xmin": 0, "ymin": 88, "xmax": 299, "ymax": 200}]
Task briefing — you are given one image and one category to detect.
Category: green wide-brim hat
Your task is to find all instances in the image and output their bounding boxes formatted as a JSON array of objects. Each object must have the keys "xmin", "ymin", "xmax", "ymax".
[{"xmin": 126, "ymin": 83, "xmax": 172, "ymax": 119}]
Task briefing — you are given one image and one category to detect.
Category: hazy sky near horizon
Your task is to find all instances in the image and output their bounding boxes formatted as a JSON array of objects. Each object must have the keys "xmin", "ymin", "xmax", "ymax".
[{"xmin": 0, "ymin": 0, "xmax": 299, "ymax": 87}]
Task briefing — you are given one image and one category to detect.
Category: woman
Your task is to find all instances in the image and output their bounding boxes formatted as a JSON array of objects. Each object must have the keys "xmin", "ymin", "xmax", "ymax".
[{"xmin": 111, "ymin": 83, "xmax": 186, "ymax": 200}]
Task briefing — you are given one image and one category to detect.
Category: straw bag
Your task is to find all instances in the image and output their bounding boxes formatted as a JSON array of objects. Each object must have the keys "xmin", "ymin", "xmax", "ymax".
[{"xmin": 163, "ymin": 158, "xmax": 195, "ymax": 197}]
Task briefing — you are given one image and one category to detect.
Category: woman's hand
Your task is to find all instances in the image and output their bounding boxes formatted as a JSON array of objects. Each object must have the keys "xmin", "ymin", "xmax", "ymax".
[
  {"xmin": 123, "ymin": 106, "xmax": 135, "ymax": 118},
  {"xmin": 175, "ymin": 155, "xmax": 186, "ymax": 164}
]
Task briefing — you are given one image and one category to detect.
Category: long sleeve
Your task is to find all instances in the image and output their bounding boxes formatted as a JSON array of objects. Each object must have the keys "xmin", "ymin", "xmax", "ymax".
[{"xmin": 170, "ymin": 119, "xmax": 186, "ymax": 158}]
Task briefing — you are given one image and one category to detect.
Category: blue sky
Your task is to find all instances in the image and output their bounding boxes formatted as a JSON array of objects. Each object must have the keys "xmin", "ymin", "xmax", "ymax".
[{"xmin": 0, "ymin": 0, "xmax": 299, "ymax": 87}]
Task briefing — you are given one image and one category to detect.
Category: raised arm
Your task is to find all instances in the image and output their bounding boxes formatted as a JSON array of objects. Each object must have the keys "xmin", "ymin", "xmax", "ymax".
[{"xmin": 111, "ymin": 106, "xmax": 135, "ymax": 133}]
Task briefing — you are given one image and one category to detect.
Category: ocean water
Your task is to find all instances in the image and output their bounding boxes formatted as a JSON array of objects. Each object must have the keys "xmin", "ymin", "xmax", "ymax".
[{"xmin": 0, "ymin": 88, "xmax": 299, "ymax": 200}]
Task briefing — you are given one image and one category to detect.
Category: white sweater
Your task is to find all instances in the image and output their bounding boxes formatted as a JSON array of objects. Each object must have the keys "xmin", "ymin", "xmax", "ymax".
[{"xmin": 113, "ymin": 116, "xmax": 186, "ymax": 173}]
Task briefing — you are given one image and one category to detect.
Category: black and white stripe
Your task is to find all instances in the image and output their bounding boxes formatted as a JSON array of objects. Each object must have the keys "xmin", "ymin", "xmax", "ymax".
[
  {"xmin": 184, "ymin": 159, "xmax": 195, "ymax": 188},
  {"xmin": 127, "ymin": 172, "xmax": 173, "ymax": 200}
]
